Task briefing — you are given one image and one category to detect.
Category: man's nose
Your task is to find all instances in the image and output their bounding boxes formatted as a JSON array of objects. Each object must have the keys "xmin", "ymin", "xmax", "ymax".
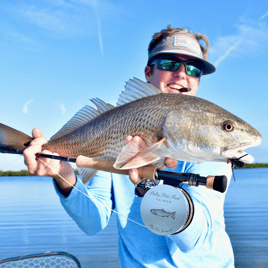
[{"xmin": 174, "ymin": 64, "xmax": 187, "ymax": 77}]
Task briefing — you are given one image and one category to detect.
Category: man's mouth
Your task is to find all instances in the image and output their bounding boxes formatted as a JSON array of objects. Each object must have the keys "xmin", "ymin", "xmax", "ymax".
[
  {"xmin": 167, "ymin": 84, "xmax": 191, "ymax": 93},
  {"xmin": 168, "ymin": 84, "xmax": 183, "ymax": 91}
]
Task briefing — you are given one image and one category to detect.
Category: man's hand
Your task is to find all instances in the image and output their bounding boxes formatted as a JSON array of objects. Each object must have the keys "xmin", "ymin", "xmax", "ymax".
[
  {"xmin": 23, "ymin": 128, "xmax": 48, "ymax": 175},
  {"xmin": 126, "ymin": 136, "xmax": 177, "ymax": 184},
  {"xmin": 23, "ymin": 128, "xmax": 76, "ymax": 197}
]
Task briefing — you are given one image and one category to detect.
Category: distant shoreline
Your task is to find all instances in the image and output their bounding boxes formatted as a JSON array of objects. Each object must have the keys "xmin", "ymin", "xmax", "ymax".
[
  {"xmin": 0, "ymin": 164, "xmax": 267, "ymax": 176},
  {"xmin": 0, "ymin": 170, "xmax": 80, "ymax": 177},
  {"xmin": 234, "ymin": 163, "xmax": 268, "ymax": 169}
]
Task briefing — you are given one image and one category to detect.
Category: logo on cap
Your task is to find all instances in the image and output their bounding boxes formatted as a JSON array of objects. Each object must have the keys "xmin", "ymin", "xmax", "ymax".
[{"xmin": 173, "ymin": 34, "xmax": 202, "ymax": 58}]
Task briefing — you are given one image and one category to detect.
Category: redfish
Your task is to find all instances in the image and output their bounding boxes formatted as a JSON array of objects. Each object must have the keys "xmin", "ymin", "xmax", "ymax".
[{"xmin": 0, "ymin": 78, "xmax": 262, "ymax": 182}]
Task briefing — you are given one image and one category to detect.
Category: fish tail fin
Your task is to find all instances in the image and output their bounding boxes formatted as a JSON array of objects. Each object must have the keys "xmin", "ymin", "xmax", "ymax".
[
  {"xmin": 171, "ymin": 212, "xmax": 176, "ymax": 219},
  {"xmin": 0, "ymin": 123, "xmax": 33, "ymax": 154}
]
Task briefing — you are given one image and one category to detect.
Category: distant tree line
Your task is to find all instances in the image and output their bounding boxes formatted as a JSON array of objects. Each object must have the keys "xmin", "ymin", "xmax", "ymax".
[
  {"xmin": 234, "ymin": 163, "xmax": 268, "ymax": 169},
  {"xmin": 0, "ymin": 170, "xmax": 33, "ymax": 176},
  {"xmin": 0, "ymin": 170, "xmax": 80, "ymax": 176}
]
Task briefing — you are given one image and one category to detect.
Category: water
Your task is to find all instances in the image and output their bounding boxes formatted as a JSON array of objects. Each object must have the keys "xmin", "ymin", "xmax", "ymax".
[
  {"xmin": 0, "ymin": 168, "xmax": 267, "ymax": 267},
  {"xmin": 224, "ymin": 168, "xmax": 268, "ymax": 267},
  {"xmin": 0, "ymin": 177, "xmax": 119, "ymax": 268}
]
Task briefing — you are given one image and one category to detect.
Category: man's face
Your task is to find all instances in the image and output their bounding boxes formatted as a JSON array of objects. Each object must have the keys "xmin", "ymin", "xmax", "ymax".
[{"xmin": 145, "ymin": 54, "xmax": 200, "ymax": 96}]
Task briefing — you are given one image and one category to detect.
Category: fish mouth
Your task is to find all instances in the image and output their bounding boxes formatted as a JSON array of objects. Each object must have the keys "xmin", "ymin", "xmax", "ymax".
[{"xmin": 222, "ymin": 139, "xmax": 262, "ymax": 164}]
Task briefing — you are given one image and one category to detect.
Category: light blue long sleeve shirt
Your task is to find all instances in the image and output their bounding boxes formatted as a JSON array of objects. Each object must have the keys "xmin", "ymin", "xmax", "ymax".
[{"xmin": 54, "ymin": 161, "xmax": 234, "ymax": 268}]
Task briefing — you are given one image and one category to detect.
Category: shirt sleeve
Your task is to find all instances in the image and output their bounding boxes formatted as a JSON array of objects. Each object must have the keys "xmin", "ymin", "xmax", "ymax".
[
  {"xmin": 168, "ymin": 161, "xmax": 232, "ymax": 252},
  {"xmin": 53, "ymin": 170, "xmax": 114, "ymax": 236}
]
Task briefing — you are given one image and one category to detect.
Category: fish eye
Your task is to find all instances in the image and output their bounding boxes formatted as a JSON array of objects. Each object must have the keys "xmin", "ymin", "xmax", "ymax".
[{"xmin": 222, "ymin": 121, "xmax": 235, "ymax": 132}]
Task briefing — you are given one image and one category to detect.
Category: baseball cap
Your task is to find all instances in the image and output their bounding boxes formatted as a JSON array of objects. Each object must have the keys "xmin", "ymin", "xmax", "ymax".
[{"xmin": 148, "ymin": 32, "xmax": 216, "ymax": 75}]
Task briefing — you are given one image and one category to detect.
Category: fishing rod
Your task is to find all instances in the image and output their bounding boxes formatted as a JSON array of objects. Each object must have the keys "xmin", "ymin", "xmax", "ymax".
[
  {"xmin": 1, "ymin": 147, "xmax": 229, "ymax": 193},
  {"xmin": 0, "ymin": 147, "xmax": 77, "ymax": 163}
]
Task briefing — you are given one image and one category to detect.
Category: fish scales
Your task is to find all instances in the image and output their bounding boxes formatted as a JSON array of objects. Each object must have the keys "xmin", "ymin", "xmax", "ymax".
[
  {"xmin": 0, "ymin": 77, "xmax": 262, "ymax": 171},
  {"xmin": 43, "ymin": 94, "xmax": 179, "ymax": 160}
]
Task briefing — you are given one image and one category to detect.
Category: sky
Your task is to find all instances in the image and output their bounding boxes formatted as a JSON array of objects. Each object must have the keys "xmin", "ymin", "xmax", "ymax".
[{"xmin": 0, "ymin": 0, "xmax": 268, "ymax": 171}]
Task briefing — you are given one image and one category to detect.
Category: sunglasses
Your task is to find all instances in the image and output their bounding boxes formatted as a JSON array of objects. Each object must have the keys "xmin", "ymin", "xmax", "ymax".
[{"xmin": 150, "ymin": 56, "xmax": 203, "ymax": 78}]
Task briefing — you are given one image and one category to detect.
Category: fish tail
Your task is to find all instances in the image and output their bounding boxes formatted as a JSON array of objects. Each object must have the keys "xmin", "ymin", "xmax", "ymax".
[
  {"xmin": 170, "ymin": 212, "xmax": 176, "ymax": 219},
  {"xmin": 0, "ymin": 123, "xmax": 33, "ymax": 154}
]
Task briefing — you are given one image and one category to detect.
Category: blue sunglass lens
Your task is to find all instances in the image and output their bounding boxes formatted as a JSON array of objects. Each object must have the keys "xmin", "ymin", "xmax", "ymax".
[
  {"xmin": 186, "ymin": 64, "xmax": 202, "ymax": 77},
  {"xmin": 154, "ymin": 58, "xmax": 202, "ymax": 78}
]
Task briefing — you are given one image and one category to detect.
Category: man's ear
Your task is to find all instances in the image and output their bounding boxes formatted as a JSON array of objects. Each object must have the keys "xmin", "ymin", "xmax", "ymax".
[{"xmin": 145, "ymin": 66, "xmax": 152, "ymax": 82}]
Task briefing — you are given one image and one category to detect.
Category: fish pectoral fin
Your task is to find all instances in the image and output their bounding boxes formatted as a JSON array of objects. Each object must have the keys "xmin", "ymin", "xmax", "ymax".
[
  {"xmin": 78, "ymin": 168, "xmax": 98, "ymax": 184},
  {"xmin": 114, "ymin": 138, "xmax": 168, "ymax": 170}
]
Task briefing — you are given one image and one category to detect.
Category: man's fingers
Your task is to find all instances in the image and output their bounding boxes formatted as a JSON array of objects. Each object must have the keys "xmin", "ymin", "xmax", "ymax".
[
  {"xmin": 37, "ymin": 151, "xmax": 60, "ymax": 177},
  {"xmin": 129, "ymin": 168, "xmax": 141, "ymax": 185},
  {"xmin": 164, "ymin": 157, "xmax": 177, "ymax": 169},
  {"xmin": 32, "ymin": 128, "xmax": 44, "ymax": 139},
  {"xmin": 30, "ymin": 129, "xmax": 47, "ymax": 147},
  {"xmin": 23, "ymin": 128, "xmax": 63, "ymax": 178},
  {"xmin": 132, "ymin": 136, "xmax": 142, "ymax": 143},
  {"xmin": 125, "ymin": 136, "xmax": 177, "ymax": 184},
  {"xmin": 30, "ymin": 136, "xmax": 47, "ymax": 146},
  {"xmin": 126, "ymin": 136, "xmax": 133, "ymax": 143},
  {"xmin": 44, "ymin": 152, "xmax": 61, "ymax": 175},
  {"xmin": 125, "ymin": 136, "xmax": 148, "ymax": 152},
  {"xmin": 23, "ymin": 145, "xmax": 41, "ymax": 174},
  {"xmin": 126, "ymin": 136, "xmax": 144, "ymax": 144}
]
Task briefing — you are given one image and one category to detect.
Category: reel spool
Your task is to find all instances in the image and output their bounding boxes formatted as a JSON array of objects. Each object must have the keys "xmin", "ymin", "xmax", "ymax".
[
  {"xmin": 140, "ymin": 184, "xmax": 194, "ymax": 236},
  {"xmin": 137, "ymin": 172, "xmax": 227, "ymax": 235}
]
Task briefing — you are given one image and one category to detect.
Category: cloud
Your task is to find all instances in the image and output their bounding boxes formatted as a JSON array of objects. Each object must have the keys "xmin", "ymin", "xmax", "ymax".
[
  {"xmin": 92, "ymin": 2, "xmax": 103, "ymax": 55},
  {"xmin": 14, "ymin": 0, "xmax": 117, "ymax": 34},
  {"xmin": 8, "ymin": 0, "xmax": 121, "ymax": 54},
  {"xmin": 260, "ymin": 11, "xmax": 268, "ymax": 20},
  {"xmin": 22, "ymin": 98, "xmax": 35, "ymax": 114},
  {"xmin": 214, "ymin": 39, "xmax": 242, "ymax": 67},
  {"xmin": 210, "ymin": 15, "xmax": 268, "ymax": 67},
  {"xmin": 18, "ymin": 4, "xmax": 78, "ymax": 33},
  {"xmin": 60, "ymin": 103, "xmax": 66, "ymax": 115},
  {"xmin": 7, "ymin": 32, "xmax": 34, "ymax": 43}
]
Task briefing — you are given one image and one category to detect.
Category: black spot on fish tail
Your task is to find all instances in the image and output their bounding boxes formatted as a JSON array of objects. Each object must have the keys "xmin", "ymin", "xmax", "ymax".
[{"xmin": 24, "ymin": 141, "xmax": 32, "ymax": 147}]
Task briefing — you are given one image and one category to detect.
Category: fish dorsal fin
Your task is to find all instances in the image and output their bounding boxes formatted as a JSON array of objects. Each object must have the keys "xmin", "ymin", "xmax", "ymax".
[
  {"xmin": 90, "ymin": 98, "xmax": 115, "ymax": 113},
  {"xmin": 50, "ymin": 98, "xmax": 115, "ymax": 140},
  {"xmin": 116, "ymin": 77, "xmax": 162, "ymax": 106}
]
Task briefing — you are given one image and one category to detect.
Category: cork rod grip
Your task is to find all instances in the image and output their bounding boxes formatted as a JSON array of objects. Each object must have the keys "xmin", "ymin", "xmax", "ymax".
[
  {"xmin": 76, "ymin": 155, "xmax": 157, "ymax": 180},
  {"xmin": 206, "ymin": 175, "xmax": 227, "ymax": 193},
  {"xmin": 76, "ymin": 156, "xmax": 227, "ymax": 193}
]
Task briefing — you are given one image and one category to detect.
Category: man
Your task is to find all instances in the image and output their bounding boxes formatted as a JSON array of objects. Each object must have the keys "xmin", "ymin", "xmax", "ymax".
[{"xmin": 24, "ymin": 26, "xmax": 234, "ymax": 267}]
